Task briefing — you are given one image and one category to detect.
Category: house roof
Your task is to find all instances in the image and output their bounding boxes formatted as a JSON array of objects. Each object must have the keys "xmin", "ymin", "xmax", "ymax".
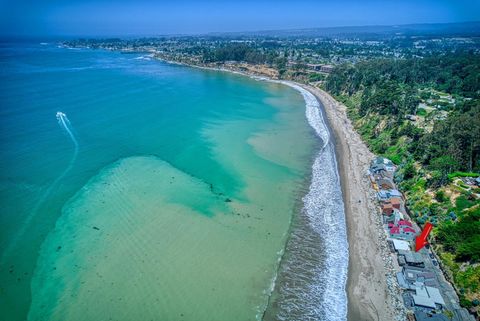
[
  {"xmin": 371, "ymin": 163, "xmax": 387, "ymax": 172},
  {"xmin": 390, "ymin": 197, "xmax": 401, "ymax": 205},
  {"xmin": 390, "ymin": 226, "xmax": 400, "ymax": 234},
  {"xmin": 377, "ymin": 178, "xmax": 394, "ymax": 187},
  {"xmin": 412, "ymin": 294, "xmax": 437, "ymax": 309},
  {"xmin": 412, "ymin": 285, "xmax": 446, "ymax": 308},
  {"xmin": 396, "ymin": 271, "xmax": 412, "ymax": 289},
  {"xmin": 374, "ymin": 156, "xmax": 393, "ymax": 166},
  {"xmin": 378, "ymin": 190, "xmax": 402, "ymax": 200},
  {"xmin": 393, "ymin": 209, "xmax": 404, "ymax": 219},
  {"xmin": 398, "ymin": 220, "xmax": 413, "ymax": 227},
  {"xmin": 404, "ymin": 227, "xmax": 416, "ymax": 234},
  {"xmin": 404, "ymin": 252, "xmax": 424, "ymax": 264},
  {"xmin": 389, "ymin": 189, "xmax": 402, "ymax": 197},
  {"xmin": 392, "ymin": 239, "xmax": 410, "ymax": 251},
  {"xmin": 426, "ymin": 286, "xmax": 446, "ymax": 306}
]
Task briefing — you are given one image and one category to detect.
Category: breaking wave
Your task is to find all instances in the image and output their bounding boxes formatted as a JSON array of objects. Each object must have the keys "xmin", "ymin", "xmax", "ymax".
[{"xmin": 264, "ymin": 83, "xmax": 349, "ymax": 321}]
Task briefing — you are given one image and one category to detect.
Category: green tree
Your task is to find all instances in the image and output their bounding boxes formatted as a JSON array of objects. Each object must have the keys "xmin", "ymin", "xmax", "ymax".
[{"xmin": 430, "ymin": 156, "xmax": 459, "ymax": 186}]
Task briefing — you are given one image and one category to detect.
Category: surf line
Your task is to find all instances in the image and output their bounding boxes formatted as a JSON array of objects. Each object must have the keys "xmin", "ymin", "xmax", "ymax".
[{"xmin": 0, "ymin": 112, "xmax": 79, "ymax": 265}]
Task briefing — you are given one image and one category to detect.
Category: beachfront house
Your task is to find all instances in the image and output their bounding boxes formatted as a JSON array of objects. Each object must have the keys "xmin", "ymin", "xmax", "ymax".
[
  {"xmin": 376, "ymin": 177, "xmax": 395, "ymax": 190},
  {"xmin": 389, "ymin": 225, "xmax": 417, "ymax": 240},
  {"xmin": 382, "ymin": 198, "xmax": 402, "ymax": 215},
  {"xmin": 390, "ymin": 197, "xmax": 402, "ymax": 209},
  {"xmin": 370, "ymin": 163, "xmax": 387, "ymax": 175},
  {"xmin": 388, "ymin": 220, "xmax": 417, "ymax": 241},
  {"xmin": 377, "ymin": 189, "xmax": 402, "ymax": 201},
  {"xmin": 397, "ymin": 250, "xmax": 425, "ymax": 268},
  {"xmin": 384, "ymin": 208, "xmax": 404, "ymax": 224},
  {"xmin": 398, "ymin": 220, "xmax": 413, "ymax": 227},
  {"xmin": 412, "ymin": 285, "xmax": 446, "ymax": 311},
  {"xmin": 382, "ymin": 202, "xmax": 394, "ymax": 215},
  {"xmin": 390, "ymin": 239, "xmax": 411, "ymax": 252},
  {"xmin": 397, "ymin": 266, "xmax": 439, "ymax": 289},
  {"xmin": 371, "ymin": 157, "xmax": 396, "ymax": 172}
]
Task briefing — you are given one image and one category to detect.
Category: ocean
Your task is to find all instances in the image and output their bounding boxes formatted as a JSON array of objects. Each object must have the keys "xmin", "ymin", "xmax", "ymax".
[{"xmin": 0, "ymin": 41, "xmax": 348, "ymax": 321}]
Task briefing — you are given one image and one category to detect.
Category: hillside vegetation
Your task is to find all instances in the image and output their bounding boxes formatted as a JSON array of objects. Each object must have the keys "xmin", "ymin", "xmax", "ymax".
[{"xmin": 324, "ymin": 53, "xmax": 480, "ymax": 310}]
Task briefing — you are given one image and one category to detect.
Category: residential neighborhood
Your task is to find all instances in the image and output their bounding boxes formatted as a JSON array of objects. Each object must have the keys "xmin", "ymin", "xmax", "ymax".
[{"xmin": 369, "ymin": 157, "xmax": 476, "ymax": 321}]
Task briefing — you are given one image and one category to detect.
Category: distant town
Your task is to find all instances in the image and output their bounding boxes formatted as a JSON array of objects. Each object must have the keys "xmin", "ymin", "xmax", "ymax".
[{"xmin": 64, "ymin": 23, "xmax": 480, "ymax": 84}]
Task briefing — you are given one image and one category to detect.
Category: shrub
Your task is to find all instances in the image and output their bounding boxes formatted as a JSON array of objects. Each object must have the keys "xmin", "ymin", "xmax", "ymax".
[
  {"xmin": 448, "ymin": 171, "xmax": 480, "ymax": 180},
  {"xmin": 416, "ymin": 108, "xmax": 427, "ymax": 116},
  {"xmin": 435, "ymin": 190, "xmax": 447, "ymax": 203}
]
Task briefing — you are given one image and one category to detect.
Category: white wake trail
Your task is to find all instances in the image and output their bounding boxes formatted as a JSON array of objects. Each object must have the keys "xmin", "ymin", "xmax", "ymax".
[
  {"xmin": 0, "ymin": 112, "xmax": 79, "ymax": 265},
  {"xmin": 56, "ymin": 112, "xmax": 78, "ymax": 148}
]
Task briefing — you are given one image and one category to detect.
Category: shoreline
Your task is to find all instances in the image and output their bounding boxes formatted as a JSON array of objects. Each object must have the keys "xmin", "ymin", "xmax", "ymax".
[
  {"xmin": 151, "ymin": 56, "xmax": 397, "ymax": 320},
  {"xmin": 305, "ymin": 86, "xmax": 402, "ymax": 321}
]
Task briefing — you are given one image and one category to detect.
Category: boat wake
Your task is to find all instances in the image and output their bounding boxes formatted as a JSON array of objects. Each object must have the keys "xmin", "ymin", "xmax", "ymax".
[{"xmin": 0, "ymin": 112, "xmax": 79, "ymax": 266}]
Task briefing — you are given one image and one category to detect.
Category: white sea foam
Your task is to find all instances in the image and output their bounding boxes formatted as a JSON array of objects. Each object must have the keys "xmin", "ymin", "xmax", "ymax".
[
  {"xmin": 134, "ymin": 55, "xmax": 153, "ymax": 61},
  {"xmin": 260, "ymin": 81, "xmax": 349, "ymax": 321}
]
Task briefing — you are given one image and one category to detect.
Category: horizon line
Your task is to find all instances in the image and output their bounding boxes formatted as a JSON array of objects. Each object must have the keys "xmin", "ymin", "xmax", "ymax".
[{"xmin": 1, "ymin": 19, "xmax": 479, "ymax": 40}]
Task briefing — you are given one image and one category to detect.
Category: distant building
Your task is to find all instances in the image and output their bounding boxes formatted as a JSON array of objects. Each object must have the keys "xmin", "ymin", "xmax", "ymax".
[
  {"xmin": 320, "ymin": 65, "xmax": 334, "ymax": 73},
  {"xmin": 405, "ymin": 114, "xmax": 418, "ymax": 121},
  {"xmin": 306, "ymin": 64, "xmax": 334, "ymax": 73},
  {"xmin": 306, "ymin": 64, "xmax": 322, "ymax": 71}
]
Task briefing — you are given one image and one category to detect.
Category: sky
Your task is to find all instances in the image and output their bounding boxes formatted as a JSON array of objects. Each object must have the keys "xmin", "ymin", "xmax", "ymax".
[{"xmin": 0, "ymin": 0, "xmax": 479, "ymax": 37}]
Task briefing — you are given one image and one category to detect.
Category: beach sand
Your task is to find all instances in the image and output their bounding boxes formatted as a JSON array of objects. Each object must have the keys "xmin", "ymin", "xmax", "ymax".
[{"xmin": 305, "ymin": 86, "xmax": 397, "ymax": 321}]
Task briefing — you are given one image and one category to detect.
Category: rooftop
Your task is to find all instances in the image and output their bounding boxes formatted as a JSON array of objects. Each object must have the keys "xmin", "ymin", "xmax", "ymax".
[
  {"xmin": 398, "ymin": 220, "xmax": 413, "ymax": 227},
  {"xmin": 402, "ymin": 251, "xmax": 424, "ymax": 265},
  {"xmin": 411, "ymin": 285, "xmax": 446, "ymax": 309},
  {"xmin": 392, "ymin": 239, "xmax": 410, "ymax": 251}
]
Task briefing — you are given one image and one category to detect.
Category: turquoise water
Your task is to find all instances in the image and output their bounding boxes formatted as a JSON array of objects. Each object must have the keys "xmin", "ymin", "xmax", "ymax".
[{"xmin": 0, "ymin": 42, "xmax": 316, "ymax": 320}]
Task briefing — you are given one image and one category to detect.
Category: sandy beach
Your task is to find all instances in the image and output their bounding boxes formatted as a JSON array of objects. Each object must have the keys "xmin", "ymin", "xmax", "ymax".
[{"xmin": 305, "ymin": 85, "xmax": 399, "ymax": 321}]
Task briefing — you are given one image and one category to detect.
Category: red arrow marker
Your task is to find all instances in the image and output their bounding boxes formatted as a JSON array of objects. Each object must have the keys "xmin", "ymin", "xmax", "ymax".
[{"xmin": 415, "ymin": 222, "xmax": 433, "ymax": 252}]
